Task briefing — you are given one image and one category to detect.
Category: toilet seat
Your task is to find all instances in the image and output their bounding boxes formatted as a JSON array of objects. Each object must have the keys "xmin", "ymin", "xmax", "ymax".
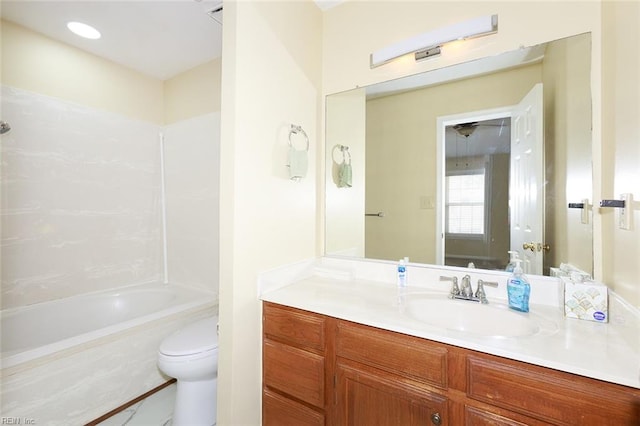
[{"xmin": 159, "ymin": 316, "xmax": 219, "ymax": 357}]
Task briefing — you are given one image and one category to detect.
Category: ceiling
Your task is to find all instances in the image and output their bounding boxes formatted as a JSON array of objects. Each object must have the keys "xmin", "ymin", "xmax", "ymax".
[{"xmin": 0, "ymin": 0, "xmax": 343, "ymax": 81}]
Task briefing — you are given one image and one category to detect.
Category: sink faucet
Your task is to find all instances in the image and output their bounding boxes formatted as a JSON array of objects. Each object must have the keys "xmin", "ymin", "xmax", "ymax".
[
  {"xmin": 439, "ymin": 275, "xmax": 459, "ymax": 299},
  {"xmin": 460, "ymin": 275, "xmax": 473, "ymax": 298},
  {"xmin": 475, "ymin": 279, "xmax": 499, "ymax": 304},
  {"xmin": 440, "ymin": 275, "xmax": 498, "ymax": 303}
]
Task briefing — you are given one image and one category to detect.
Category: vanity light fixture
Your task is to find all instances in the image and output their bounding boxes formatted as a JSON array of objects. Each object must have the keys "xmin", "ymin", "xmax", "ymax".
[
  {"xmin": 370, "ymin": 14, "xmax": 498, "ymax": 68},
  {"xmin": 67, "ymin": 21, "xmax": 101, "ymax": 40}
]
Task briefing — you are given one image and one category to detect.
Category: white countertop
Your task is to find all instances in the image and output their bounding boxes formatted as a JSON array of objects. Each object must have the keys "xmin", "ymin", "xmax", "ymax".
[{"xmin": 260, "ymin": 271, "xmax": 640, "ymax": 389}]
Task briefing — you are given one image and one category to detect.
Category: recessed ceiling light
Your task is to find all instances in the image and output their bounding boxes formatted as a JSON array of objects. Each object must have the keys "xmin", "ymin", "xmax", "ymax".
[{"xmin": 67, "ymin": 21, "xmax": 101, "ymax": 40}]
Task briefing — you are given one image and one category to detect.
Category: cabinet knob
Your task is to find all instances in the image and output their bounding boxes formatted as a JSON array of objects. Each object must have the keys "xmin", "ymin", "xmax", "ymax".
[{"xmin": 430, "ymin": 412, "xmax": 442, "ymax": 425}]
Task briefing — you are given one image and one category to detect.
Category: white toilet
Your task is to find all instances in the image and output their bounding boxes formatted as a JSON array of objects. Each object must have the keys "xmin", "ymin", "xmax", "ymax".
[{"xmin": 158, "ymin": 316, "xmax": 219, "ymax": 426}]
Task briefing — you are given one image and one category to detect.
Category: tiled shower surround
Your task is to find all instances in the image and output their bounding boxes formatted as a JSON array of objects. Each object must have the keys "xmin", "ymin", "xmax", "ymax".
[{"xmin": 1, "ymin": 85, "xmax": 164, "ymax": 309}]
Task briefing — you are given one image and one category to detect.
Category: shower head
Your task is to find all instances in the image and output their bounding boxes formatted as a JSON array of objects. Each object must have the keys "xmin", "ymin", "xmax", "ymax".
[{"xmin": 0, "ymin": 121, "xmax": 11, "ymax": 135}]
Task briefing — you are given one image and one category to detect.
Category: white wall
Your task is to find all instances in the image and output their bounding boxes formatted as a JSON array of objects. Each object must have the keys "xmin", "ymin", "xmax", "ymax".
[
  {"xmin": 0, "ymin": 86, "xmax": 163, "ymax": 309},
  {"xmin": 217, "ymin": 0, "xmax": 322, "ymax": 423},
  {"xmin": 163, "ymin": 112, "xmax": 220, "ymax": 292}
]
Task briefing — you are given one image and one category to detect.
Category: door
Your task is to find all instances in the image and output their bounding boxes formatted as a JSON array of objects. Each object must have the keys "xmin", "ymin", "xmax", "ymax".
[
  {"xmin": 335, "ymin": 361, "xmax": 447, "ymax": 426},
  {"xmin": 510, "ymin": 84, "xmax": 544, "ymax": 275}
]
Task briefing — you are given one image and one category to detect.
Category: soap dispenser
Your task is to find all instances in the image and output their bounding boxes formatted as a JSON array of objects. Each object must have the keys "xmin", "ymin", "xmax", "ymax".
[
  {"xmin": 505, "ymin": 251, "xmax": 519, "ymax": 272},
  {"xmin": 397, "ymin": 258, "xmax": 408, "ymax": 287},
  {"xmin": 507, "ymin": 259, "xmax": 530, "ymax": 312}
]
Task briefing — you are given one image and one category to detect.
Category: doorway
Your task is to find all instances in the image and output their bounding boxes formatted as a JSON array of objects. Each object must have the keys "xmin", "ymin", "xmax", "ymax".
[{"xmin": 436, "ymin": 107, "xmax": 513, "ymax": 270}]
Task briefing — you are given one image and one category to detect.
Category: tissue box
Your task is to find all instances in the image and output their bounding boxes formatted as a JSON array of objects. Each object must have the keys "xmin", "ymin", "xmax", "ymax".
[{"xmin": 562, "ymin": 277, "xmax": 608, "ymax": 322}]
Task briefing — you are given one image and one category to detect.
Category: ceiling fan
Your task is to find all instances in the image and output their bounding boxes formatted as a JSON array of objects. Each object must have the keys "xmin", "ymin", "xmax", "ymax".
[{"xmin": 452, "ymin": 119, "xmax": 508, "ymax": 138}]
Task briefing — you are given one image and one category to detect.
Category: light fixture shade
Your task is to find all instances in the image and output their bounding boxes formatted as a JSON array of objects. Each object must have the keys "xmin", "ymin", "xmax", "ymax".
[{"xmin": 370, "ymin": 14, "xmax": 498, "ymax": 68}]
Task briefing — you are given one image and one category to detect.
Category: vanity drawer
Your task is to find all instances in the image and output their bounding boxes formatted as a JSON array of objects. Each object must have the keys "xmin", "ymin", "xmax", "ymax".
[
  {"xmin": 336, "ymin": 320, "xmax": 448, "ymax": 388},
  {"xmin": 263, "ymin": 389, "xmax": 324, "ymax": 426},
  {"xmin": 467, "ymin": 355, "xmax": 640, "ymax": 425},
  {"xmin": 263, "ymin": 302, "xmax": 325, "ymax": 353},
  {"xmin": 263, "ymin": 339, "xmax": 325, "ymax": 408}
]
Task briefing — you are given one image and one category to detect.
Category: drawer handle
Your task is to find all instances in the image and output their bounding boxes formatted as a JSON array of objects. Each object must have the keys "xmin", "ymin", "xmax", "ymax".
[{"xmin": 431, "ymin": 412, "xmax": 442, "ymax": 425}]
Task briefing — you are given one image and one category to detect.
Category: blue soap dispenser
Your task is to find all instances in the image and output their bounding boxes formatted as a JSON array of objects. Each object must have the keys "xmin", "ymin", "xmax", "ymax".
[{"xmin": 507, "ymin": 259, "xmax": 530, "ymax": 312}]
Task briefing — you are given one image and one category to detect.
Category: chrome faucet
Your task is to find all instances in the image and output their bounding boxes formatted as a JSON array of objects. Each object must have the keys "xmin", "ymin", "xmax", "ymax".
[
  {"xmin": 475, "ymin": 279, "xmax": 499, "ymax": 304},
  {"xmin": 439, "ymin": 275, "xmax": 459, "ymax": 299},
  {"xmin": 440, "ymin": 275, "xmax": 498, "ymax": 303},
  {"xmin": 460, "ymin": 274, "xmax": 473, "ymax": 298}
]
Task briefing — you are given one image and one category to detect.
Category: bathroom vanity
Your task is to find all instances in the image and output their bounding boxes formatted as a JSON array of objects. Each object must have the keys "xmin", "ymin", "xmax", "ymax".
[{"xmin": 260, "ymin": 270, "xmax": 640, "ymax": 426}]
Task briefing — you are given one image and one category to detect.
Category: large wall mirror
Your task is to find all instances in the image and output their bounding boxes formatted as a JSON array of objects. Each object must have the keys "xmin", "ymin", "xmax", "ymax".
[{"xmin": 325, "ymin": 32, "xmax": 593, "ymax": 277}]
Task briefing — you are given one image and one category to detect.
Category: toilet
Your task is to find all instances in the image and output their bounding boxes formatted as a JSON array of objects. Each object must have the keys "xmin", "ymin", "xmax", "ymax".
[{"xmin": 158, "ymin": 316, "xmax": 219, "ymax": 426}]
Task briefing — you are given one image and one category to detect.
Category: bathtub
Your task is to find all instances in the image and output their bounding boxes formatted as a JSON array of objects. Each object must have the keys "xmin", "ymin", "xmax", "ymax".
[{"xmin": 0, "ymin": 282, "xmax": 217, "ymax": 425}]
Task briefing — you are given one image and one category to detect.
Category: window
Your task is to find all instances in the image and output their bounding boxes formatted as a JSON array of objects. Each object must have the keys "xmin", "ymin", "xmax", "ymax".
[{"xmin": 446, "ymin": 171, "xmax": 485, "ymax": 235}]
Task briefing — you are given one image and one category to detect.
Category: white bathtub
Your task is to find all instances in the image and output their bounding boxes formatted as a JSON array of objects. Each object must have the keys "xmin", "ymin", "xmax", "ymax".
[
  {"xmin": 0, "ymin": 282, "xmax": 217, "ymax": 425},
  {"xmin": 1, "ymin": 282, "xmax": 215, "ymax": 368}
]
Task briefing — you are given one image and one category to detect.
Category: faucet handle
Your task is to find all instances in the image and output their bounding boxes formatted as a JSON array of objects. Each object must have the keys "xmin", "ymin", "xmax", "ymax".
[
  {"xmin": 475, "ymin": 279, "xmax": 499, "ymax": 304},
  {"xmin": 439, "ymin": 276, "xmax": 459, "ymax": 298}
]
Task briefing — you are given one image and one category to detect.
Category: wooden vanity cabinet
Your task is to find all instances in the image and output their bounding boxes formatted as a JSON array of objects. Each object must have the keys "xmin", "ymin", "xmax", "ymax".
[
  {"xmin": 262, "ymin": 302, "xmax": 329, "ymax": 426},
  {"xmin": 262, "ymin": 302, "xmax": 640, "ymax": 425}
]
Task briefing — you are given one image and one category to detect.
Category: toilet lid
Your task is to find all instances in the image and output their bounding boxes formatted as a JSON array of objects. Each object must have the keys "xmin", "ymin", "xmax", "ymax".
[{"xmin": 159, "ymin": 316, "xmax": 219, "ymax": 356}]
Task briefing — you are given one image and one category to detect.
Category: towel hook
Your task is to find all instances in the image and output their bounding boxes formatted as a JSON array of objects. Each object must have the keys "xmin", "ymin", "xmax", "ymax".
[
  {"xmin": 288, "ymin": 124, "xmax": 309, "ymax": 151},
  {"xmin": 332, "ymin": 144, "xmax": 351, "ymax": 164},
  {"xmin": 340, "ymin": 145, "xmax": 351, "ymax": 164}
]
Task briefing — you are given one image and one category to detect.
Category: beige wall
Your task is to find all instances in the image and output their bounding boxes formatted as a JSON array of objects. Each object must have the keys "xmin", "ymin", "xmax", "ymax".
[
  {"xmin": 1, "ymin": 19, "xmax": 221, "ymax": 125},
  {"xmin": 217, "ymin": 1, "xmax": 322, "ymax": 423},
  {"xmin": 543, "ymin": 34, "xmax": 593, "ymax": 275},
  {"xmin": 325, "ymin": 88, "xmax": 366, "ymax": 257},
  {"xmin": 364, "ymin": 64, "xmax": 541, "ymax": 264},
  {"xmin": 322, "ymin": 1, "xmax": 639, "ymax": 307},
  {"xmin": 323, "ymin": 2, "xmax": 600, "ymax": 95},
  {"xmin": 164, "ymin": 58, "xmax": 222, "ymax": 124},
  {"xmin": 602, "ymin": 1, "xmax": 640, "ymax": 306},
  {"xmin": 1, "ymin": 20, "xmax": 164, "ymax": 124}
]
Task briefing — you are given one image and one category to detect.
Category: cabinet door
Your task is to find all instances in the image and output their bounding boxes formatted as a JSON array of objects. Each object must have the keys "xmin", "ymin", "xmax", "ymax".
[{"xmin": 336, "ymin": 360, "xmax": 447, "ymax": 426}]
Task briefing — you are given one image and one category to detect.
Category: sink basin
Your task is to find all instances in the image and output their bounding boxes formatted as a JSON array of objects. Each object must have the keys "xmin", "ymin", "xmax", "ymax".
[{"xmin": 402, "ymin": 294, "xmax": 553, "ymax": 338}]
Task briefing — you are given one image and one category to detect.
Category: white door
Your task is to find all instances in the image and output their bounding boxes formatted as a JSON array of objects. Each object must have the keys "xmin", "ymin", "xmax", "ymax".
[{"xmin": 510, "ymin": 84, "xmax": 544, "ymax": 275}]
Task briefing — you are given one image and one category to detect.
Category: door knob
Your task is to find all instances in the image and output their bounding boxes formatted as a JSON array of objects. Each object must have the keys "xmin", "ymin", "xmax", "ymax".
[
  {"xmin": 430, "ymin": 412, "xmax": 442, "ymax": 425},
  {"xmin": 523, "ymin": 242, "xmax": 550, "ymax": 252}
]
